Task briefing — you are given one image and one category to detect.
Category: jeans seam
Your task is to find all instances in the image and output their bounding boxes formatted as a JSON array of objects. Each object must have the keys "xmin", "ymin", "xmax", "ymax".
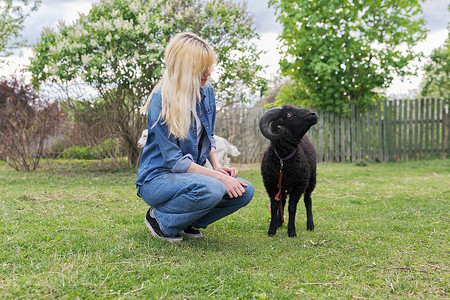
[{"xmin": 153, "ymin": 211, "xmax": 171, "ymax": 236}]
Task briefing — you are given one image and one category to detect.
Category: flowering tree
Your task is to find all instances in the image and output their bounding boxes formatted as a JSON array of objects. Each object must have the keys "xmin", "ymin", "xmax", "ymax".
[
  {"xmin": 0, "ymin": 0, "xmax": 41, "ymax": 57},
  {"xmin": 29, "ymin": 0, "xmax": 265, "ymax": 166}
]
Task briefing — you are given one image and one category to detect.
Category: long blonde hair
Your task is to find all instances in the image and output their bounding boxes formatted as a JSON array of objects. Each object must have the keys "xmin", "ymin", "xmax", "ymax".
[{"xmin": 142, "ymin": 32, "xmax": 216, "ymax": 139}]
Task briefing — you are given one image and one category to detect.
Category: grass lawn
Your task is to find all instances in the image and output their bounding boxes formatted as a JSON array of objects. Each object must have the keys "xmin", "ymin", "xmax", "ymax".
[{"xmin": 1, "ymin": 159, "xmax": 449, "ymax": 299}]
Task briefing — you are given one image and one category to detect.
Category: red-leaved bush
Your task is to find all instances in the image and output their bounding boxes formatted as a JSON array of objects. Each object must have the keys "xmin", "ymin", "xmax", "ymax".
[{"xmin": 0, "ymin": 78, "xmax": 64, "ymax": 171}]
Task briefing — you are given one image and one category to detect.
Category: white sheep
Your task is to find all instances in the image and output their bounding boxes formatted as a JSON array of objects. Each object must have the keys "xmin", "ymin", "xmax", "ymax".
[
  {"xmin": 137, "ymin": 129, "xmax": 148, "ymax": 148},
  {"xmin": 204, "ymin": 135, "xmax": 241, "ymax": 168},
  {"xmin": 137, "ymin": 129, "xmax": 240, "ymax": 167}
]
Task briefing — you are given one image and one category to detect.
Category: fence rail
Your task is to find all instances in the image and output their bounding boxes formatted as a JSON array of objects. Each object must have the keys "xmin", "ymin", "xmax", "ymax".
[{"xmin": 215, "ymin": 98, "xmax": 449, "ymax": 163}]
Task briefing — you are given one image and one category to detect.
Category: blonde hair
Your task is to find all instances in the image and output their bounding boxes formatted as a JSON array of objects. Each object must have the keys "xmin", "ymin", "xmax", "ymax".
[{"xmin": 142, "ymin": 32, "xmax": 216, "ymax": 139}]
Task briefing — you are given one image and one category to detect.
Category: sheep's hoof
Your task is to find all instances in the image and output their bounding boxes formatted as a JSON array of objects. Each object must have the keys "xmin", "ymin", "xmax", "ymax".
[
  {"xmin": 307, "ymin": 222, "xmax": 315, "ymax": 231},
  {"xmin": 268, "ymin": 228, "xmax": 277, "ymax": 237},
  {"xmin": 288, "ymin": 234, "xmax": 297, "ymax": 238}
]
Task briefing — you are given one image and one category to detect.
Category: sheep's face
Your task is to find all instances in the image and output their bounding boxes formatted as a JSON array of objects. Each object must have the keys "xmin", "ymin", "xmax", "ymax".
[
  {"xmin": 280, "ymin": 106, "xmax": 318, "ymax": 139},
  {"xmin": 260, "ymin": 105, "xmax": 317, "ymax": 141}
]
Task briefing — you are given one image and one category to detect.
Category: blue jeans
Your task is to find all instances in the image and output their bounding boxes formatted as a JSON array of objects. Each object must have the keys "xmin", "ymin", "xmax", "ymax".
[{"xmin": 137, "ymin": 173, "xmax": 254, "ymax": 237}]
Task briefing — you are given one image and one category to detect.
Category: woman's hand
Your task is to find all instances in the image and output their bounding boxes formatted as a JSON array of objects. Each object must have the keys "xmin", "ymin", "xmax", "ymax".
[
  {"xmin": 217, "ymin": 173, "xmax": 247, "ymax": 198},
  {"xmin": 214, "ymin": 166, "xmax": 238, "ymax": 178},
  {"xmin": 186, "ymin": 162, "xmax": 247, "ymax": 199}
]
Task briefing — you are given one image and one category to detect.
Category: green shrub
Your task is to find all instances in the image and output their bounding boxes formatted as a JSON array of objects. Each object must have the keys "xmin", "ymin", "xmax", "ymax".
[
  {"xmin": 62, "ymin": 138, "xmax": 121, "ymax": 160},
  {"xmin": 355, "ymin": 159, "xmax": 368, "ymax": 166},
  {"xmin": 62, "ymin": 145, "xmax": 95, "ymax": 159}
]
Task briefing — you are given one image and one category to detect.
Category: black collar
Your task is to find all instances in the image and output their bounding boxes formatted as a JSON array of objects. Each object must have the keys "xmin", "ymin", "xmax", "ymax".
[{"xmin": 274, "ymin": 148, "xmax": 296, "ymax": 161}]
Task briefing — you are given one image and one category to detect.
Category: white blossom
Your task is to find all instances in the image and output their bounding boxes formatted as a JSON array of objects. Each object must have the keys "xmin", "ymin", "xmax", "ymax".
[
  {"xmin": 155, "ymin": 18, "xmax": 165, "ymax": 28},
  {"xmin": 113, "ymin": 18, "xmax": 123, "ymax": 30},
  {"xmin": 91, "ymin": 67, "xmax": 99, "ymax": 77},
  {"xmin": 113, "ymin": 18, "xmax": 134, "ymax": 31},
  {"xmin": 147, "ymin": 0, "xmax": 159, "ymax": 9},
  {"xmin": 138, "ymin": 13, "xmax": 147, "ymax": 25},
  {"xmin": 56, "ymin": 20, "xmax": 67, "ymax": 31},
  {"xmin": 129, "ymin": 1, "xmax": 139, "ymax": 13},
  {"xmin": 74, "ymin": 22, "xmax": 84, "ymax": 34},
  {"xmin": 48, "ymin": 62, "xmax": 58, "ymax": 74},
  {"xmin": 97, "ymin": 19, "xmax": 113, "ymax": 31},
  {"xmin": 91, "ymin": 39, "xmax": 98, "ymax": 48},
  {"xmin": 50, "ymin": 38, "xmax": 70, "ymax": 54},
  {"xmin": 111, "ymin": 9, "xmax": 119, "ymax": 18},
  {"xmin": 174, "ymin": 12, "xmax": 182, "ymax": 21},
  {"xmin": 81, "ymin": 54, "xmax": 93, "ymax": 66}
]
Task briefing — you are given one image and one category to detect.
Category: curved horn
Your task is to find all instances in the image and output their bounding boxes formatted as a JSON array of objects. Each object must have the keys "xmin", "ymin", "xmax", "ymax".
[{"xmin": 259, "ymin": 107, "xmax": 286, "ymax": 140}]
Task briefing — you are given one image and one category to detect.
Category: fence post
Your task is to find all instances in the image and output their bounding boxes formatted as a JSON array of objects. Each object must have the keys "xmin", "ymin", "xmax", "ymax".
[
  {"xmin": 339, "ymin": 112, "xmax": 345, "ymax": 162},
  {"xmin": 402, "ymin": 100, "xmax": 407, "ymax": 161},
  {"xmin": 394, "ymin": 99, "xmax": 399, "ymax": 161},
  {"xmin": 435, "ymin": 98, "xmax": 442, "ymax": 159},
  {"xmin": 430, "ymin": 98, "xmax": 436, "ymax": 158}
]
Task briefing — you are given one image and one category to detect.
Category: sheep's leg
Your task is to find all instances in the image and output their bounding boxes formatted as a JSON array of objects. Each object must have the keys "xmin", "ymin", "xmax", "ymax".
[
  {"xmin": 268, "ymin": 198, "xmax": 280, "ymax": 237},
  {"xmin": 287, "ymin": 193, "xmax": 301, "ymax": 237},
  {"xmin": 304, "ymin": 191, "xmax": 314, "ymax": 231}
]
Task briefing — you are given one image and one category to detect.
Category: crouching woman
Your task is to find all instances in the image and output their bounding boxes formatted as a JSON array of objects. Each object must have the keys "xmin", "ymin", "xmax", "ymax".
[{"xmin": 135, "ymin": 32, "xmax": 254, "ymax": 242}]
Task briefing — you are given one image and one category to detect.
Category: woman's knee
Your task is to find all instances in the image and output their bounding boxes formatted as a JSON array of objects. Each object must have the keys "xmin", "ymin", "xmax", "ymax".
[
  {"xmin": 239, "ymin": 178, "xmax": 255, "ymax": 205},
  {"xmin": 188, "ymin": 177, "xmax": 226, "ymax": 205}
]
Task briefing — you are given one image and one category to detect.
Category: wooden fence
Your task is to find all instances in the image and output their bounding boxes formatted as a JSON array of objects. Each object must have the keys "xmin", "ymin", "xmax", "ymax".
[{"xmin": 215, "ymin": 98, "xmax": 449, "ymax": 163}]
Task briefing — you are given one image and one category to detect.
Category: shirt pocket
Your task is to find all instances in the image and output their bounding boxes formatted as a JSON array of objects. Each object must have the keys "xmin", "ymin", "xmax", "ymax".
[{"xmin": 205, "ymin": 103, "xmax": 214, "ymax": 115}]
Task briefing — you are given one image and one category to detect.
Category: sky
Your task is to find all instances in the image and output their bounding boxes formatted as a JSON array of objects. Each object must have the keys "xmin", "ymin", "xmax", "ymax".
[{"xmin": 3, "ymin": 0, "xmax": 449, "ymax": 97}]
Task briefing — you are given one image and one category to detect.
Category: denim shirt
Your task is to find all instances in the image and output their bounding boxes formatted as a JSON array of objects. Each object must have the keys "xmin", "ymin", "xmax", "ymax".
[{"xmin": 135, "ymin": 83, "xmax": 217, "ymax": 186}]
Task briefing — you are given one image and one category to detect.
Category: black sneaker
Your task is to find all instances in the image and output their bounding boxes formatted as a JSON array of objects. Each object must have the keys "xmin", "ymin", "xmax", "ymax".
[
  {"xmin": 145, "ymin": 208, "xmax": 183, "ymax": 242},
  {"xmin": 181, "ymin": 225, "xmax": 203, "ymax": 238}
]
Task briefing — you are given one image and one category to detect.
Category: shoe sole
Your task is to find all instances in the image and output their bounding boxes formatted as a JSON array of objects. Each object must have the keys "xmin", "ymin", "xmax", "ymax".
[
  {"xmin": 145, "ymin": 218, "xmax": 183, "ymax": 242},
  {"xmin": 180, "ymin": 231, "xmax": 203, "ymax": 238}
]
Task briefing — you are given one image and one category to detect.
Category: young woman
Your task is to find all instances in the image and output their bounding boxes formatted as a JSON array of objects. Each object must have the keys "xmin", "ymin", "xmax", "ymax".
[{"xmin": 135, "ymin": 32, "xmax": 254, "ymax": 242}]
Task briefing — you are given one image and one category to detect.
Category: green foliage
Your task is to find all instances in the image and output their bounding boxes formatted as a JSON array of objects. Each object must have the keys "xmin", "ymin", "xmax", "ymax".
[
  {"xmin": 271, "ymin": 78, "xmax": 309, "ymax": 108},
  {"xmin": 62, "ymin": 138, "xmax": 121, "ymax": 160},
  {"xmin": 354, "ymin": 159, "xmax": 368, "ymax": 166},
  {"xmin": 421, "ymin": 32, "xmax": 450, "ymax": 100},
  {"xmin": 62, "ymin": 145, "xmax": 96, "ymax": 160},
  {"xmin": 0, "ymin": 0, "xmax": 41, "ymax": 56},
  {"xmin": 1, "ymin": 160, "xmax": 448, "ymax": 298},
  {"xmin": 269, "ymin": 0, "xmax": 428, "ymax": 113},
  {"xmin": 29, "ymin": 0, "xmax": 265, "ymax": 105}
]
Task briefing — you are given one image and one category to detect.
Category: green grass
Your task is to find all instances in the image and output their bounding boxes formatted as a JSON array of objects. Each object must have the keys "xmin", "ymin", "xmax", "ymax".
[{"xmin": 1, "ymin": 159, "xmax": 449, "ymax": 299}]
